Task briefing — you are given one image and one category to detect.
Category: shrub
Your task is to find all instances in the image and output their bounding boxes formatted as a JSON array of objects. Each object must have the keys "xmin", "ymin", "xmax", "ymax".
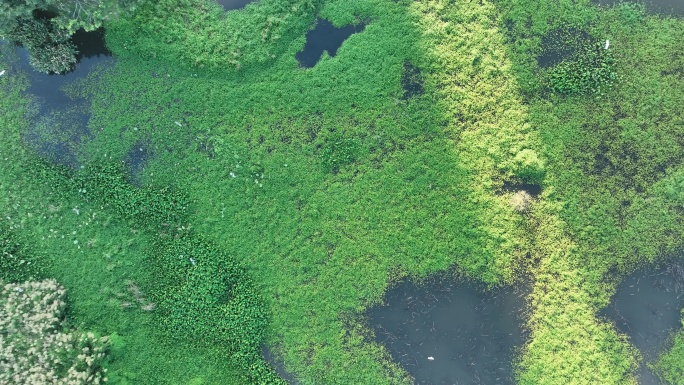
[
  {"xmin": 0, "ymin": 279, "xmax": 109, "ymax": 385},
  {"xmin": 10, "ymin": 17, "xmax": 78, "ymax": 74},
  {"xmin": 512, "ymin": 149, "xmax": 545, "ymax": 184}
]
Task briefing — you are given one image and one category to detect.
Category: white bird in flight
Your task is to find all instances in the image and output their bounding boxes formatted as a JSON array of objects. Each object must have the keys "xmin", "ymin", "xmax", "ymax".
[{"xmin": 0, "ymin": 70, "xmax": 6, "ymax": 76}]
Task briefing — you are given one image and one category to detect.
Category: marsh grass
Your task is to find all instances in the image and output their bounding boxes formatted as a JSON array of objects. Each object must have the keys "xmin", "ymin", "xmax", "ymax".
[
  {"xmin": 498, "ymin": 0, "xmax": 684, "ymax": 383},
  {"xmin": 69, "ymin": 0, "xmax": 540, "ymax": 383}
]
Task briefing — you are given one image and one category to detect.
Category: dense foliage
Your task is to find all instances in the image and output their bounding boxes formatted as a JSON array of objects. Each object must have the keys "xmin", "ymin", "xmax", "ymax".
[
  {"xmin": 0, "ymin": 0, "xmax": 143, "ymax": 73},
  {"xmin": 547, "ymin": 41, "xmax": 616, "ymax": 95},
  {"xmin": 10, "ymin": 16, "xmax": 78, "ymax": 73}
]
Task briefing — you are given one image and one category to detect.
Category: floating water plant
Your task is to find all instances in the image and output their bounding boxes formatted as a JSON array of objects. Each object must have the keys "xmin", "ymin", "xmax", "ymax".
[{"xmin": 547, "ymin": 40, "xmax": 617, "ymax": 95}]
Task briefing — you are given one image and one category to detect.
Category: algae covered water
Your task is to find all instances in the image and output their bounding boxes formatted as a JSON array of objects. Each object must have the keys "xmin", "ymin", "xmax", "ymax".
[{"xmin": 10, "ymin": 29, "xmax": 113, "ymax": 167}]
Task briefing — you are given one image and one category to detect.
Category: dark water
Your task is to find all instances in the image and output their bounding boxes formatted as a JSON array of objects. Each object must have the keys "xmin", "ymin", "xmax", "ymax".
[
  {"xmin": 124, "ymin": 140, "xmax": 154, "ymax": 184},
  {"xmin": 72, "ymin": 28, "xmax": 111, "ymax": 61},
  {"xmin": 216, "ymin": 0, "xmax": 256, "ymax": 11},
  {"xmin": 296, "ymin": 19, "xmax": 366, "ymax": 68},
  {"xmin": 9, "ymin": 29, "xmax": 114, "ymax": 167},
  {"xmin": 262, "ymin": 346, "xmax": 299, "ymax": 385},
  {"xmin": 401, "ymin": 61, "xmax": 425, "ymax": 100},
  {"xmin": 602, "ymin": 261, "xmax": 684, "ymax": 384},
  {"xmin": 537, "ymin": 28, "xmax": 591, "ymax": 68},
  {"xmin": 502, "ymin": 181, "xmax": 542, "ymax": 197},
  {"xmin": 593, "ymin": 0, "xmax": 684, "ymax": 16},
  {"xmin": 367, "ymin": 278, "xmax": 528, "ymax": 385}
]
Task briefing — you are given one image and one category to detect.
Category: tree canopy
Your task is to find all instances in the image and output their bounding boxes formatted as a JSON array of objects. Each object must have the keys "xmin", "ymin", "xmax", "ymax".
[
  {"xmin": 0, "ymin": 0, "xmax": 144, "ymax": 73},
  {"xmin": 1, "ymin": 0, "xmax": 144, "ymax": 34}
]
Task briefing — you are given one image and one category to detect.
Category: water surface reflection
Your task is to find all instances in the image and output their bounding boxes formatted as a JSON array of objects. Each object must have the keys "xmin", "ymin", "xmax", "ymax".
[{"xmin": 368, "ymin": 277, "xmax": 528, "ymax": 384}]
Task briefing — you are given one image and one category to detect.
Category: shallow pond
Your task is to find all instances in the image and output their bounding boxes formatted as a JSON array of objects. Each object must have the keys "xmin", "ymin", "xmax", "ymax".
[
  {"xmin": 216, "ymin": 0, "xmax": 256, "ymax": 11},
  {"xmin": 367, "ymin": 277, "xmax": 528, "ymax": 384},
  {"xmin": 262, "ymin": 346, "xmax": 299, "ymax": 385},
  {"xmin": 592, "ymin": 0, "xmax": 684, "ymax": 16},
  {"xmin": 296, "ymin": 18, "xmax": 366, "ymax": 68},
  {"xmin": 602, "ymin": 260, "xmax": 684, "ymax": 384},
  {"xmin": 7, "ymin": 29, "xmax": 114, "ymax": 167}
]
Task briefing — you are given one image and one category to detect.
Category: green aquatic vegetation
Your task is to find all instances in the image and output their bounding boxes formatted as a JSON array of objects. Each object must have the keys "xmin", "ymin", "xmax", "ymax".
[
  {"xmin": 319, "ymin": 134, "xmax": 361, "ymax": 173},
  {"xmin": 106, "ymin": 0, "xmax": 324, "ymax": 70},
  {"xmin": 515, "ymin": 198, "xmax": 639, "ymax": 384},
  {"xmin": 655, "ymin": 325, "xmax": 684, "ymax": 385},
  {"xmin": 547, "ymin": 40, "xmax": 617, "ymax": 95},
  {"xmin": 78, "ymin": 0, "xmax": 541, "ymax": 382},
  {"xmin": 1, "ymin": 48, "xmax": 281, "ymax": 384},
  {"xmin": 615, "ymin": 2, "xmax": 646, "ymax": 25},
  {"xmin": 497, "ymin": 0, "xmax": 684, "ymax": 383},
  {"xmin": 37, "ymin": 159, "xmax": 283, "ymax": 384},
  {"xmin": 3, "ymin": 0, "xmax": 684, "ymax": 383},
  {"xmin": 0, "ymin": 227, "xmax": 47, "ymax": 283}
]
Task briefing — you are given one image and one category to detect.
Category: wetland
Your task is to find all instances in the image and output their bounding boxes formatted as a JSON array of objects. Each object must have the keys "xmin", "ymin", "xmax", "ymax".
[{"xmin": 1, "ymin": 1, "xmax": 683, "ymax": 384}]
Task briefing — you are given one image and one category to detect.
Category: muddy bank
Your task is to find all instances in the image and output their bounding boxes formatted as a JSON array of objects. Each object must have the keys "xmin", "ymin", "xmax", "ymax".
[{"xmin": 367, "ymin": 277, "xmax": 528, "ymax": 384}]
